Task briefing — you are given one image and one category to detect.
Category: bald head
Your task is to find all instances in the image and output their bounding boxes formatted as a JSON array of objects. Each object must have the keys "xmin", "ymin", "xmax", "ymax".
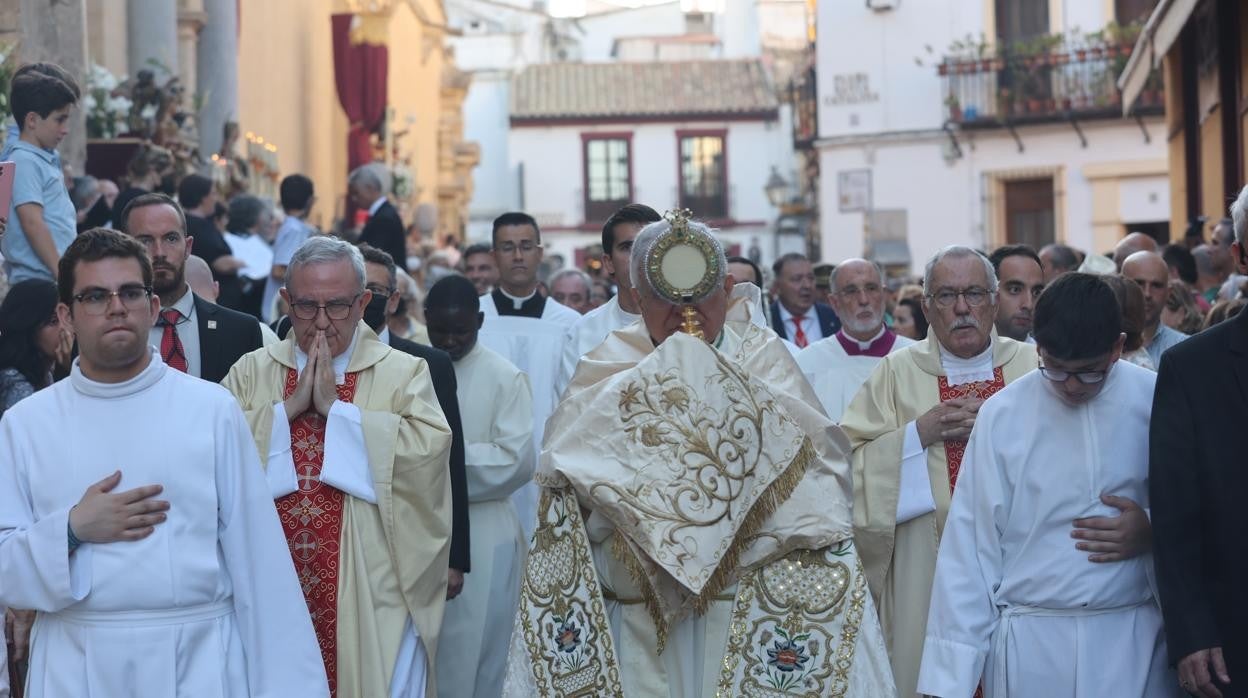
[
  {"xmin": 828, "ymin": 258, "xmax": 886, "ymax": 341},
  {"xmin": 185, "ymin": 255, "xmax": 217, "ymax": 302},
  {"xmin": 1121, "ymin": 251, "xmax": 1169, "ymax": 330},
  {"xmin": 1114, "ymin": 232, "xmax": 1158, "ymax": 270}
]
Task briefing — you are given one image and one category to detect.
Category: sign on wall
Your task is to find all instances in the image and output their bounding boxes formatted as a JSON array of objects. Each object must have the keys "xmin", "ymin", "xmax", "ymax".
[{"xmin": 838, "ymin": 169, "xmax": 872, "ymax": 212}]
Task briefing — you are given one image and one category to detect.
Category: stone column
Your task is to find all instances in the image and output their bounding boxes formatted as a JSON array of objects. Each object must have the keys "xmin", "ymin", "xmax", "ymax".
[
  {"xmin": 196, "ymin": 0, "xmax": 237, "ymax": 157},
  {"xmin": 18, "ymin": 0, "xmax": 89, "ymax": 171},
  {"xmin": 177, "ymin": 0, "xmax": 206, "ymax": 97},
  {"xmin": 127, "ymin": 0, "xmax": 179, "ymax": 80}
]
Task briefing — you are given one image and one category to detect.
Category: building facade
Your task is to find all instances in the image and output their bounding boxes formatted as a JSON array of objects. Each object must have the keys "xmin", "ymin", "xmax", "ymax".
[{"xmin": 816, "ymin": 0, "xmax": 1168, "ymax": 275}]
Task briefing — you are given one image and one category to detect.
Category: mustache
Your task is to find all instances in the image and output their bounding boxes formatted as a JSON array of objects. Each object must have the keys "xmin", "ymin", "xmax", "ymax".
[{"xmin": 951, "ymin": 316, "xmax": 979, "ymax": 330}]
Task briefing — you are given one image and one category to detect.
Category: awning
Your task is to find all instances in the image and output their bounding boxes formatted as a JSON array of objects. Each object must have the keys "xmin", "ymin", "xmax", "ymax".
[{"xmin": 1119, "ymin": 0, "xmax": 1200, "ymax": 115}]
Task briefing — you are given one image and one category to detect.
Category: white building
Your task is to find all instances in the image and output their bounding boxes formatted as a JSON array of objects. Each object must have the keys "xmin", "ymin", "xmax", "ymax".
[
  {"xmin": 508, "ymin": 58, "xmax": 793, "ymax": 265},
  {"xmin": 815, "ymin": 0, "xmax": 1168, "ymax": 274},
  {"xmin": 449, "ymin": 0, "xmax": 808, "ymax": 268}
]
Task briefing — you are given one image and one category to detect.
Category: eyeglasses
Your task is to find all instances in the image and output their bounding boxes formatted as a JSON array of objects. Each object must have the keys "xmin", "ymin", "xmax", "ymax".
[
  {"xmin": 496, "ymin": 241, "xmax": 539, "ymax": 255},
  {"xmin": 72, "ymin": 285, "xmax": 152, "ymax": 316},
  {"xmin": 289, "ymin": 294, "xmax": 362, "ymax": 320},
  {"xmin": 926, "ymin": 287, "xmax": 994, "ymax": 308},
  {"xmin": 837, "ymin": 284, "xmax": 883, "ymax": 299},
  {"xmin": 1037, "ymin": 363, "xmax": 1108, "ymax": 384},
  {"xmin": 366, "ymin": 284, "xmax": 393, "ymax": 297}
]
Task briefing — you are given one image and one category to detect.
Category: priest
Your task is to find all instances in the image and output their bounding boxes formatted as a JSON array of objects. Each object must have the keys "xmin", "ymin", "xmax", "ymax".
[
  {"xmin": 839, "ymin": 245, "xmax": 1038, "ymax": 697},
  {"xmin": 503, "ymin": 213, "xmax": 895, "ymax": 697},
  {"xmin": 917, "ymin": 273, "xmax": 1172, "ymax": 697},
  {"xmin": 223, "ymin": 236, "xmax": 454, "ymax": 697},
  {"xmin": 478, "ymin": 212, "xmax": 579, "ymax": 538},
  {"xmin": 0, "ymin": 229, "xmax": 325, "ymax": 697},
  {"xmin": 425, "ymin": 275, "xmax": 535, "ymax": 698},
  {"xmin": 556, "ymin": 204, "xmax": 660, "ymax": 396},
  {"xmin": 797, "ymin": 258, "xmax": 914, "ymax": 422}
]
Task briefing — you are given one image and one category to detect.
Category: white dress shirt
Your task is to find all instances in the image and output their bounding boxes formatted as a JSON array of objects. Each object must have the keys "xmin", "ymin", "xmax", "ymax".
[
  {"xmin": 775, "ymin": 301, "xmax": 825, "ymax": 344},
  {"xmin": 148, "ymin": 285, "xmax": 202, "ymax": 378}
]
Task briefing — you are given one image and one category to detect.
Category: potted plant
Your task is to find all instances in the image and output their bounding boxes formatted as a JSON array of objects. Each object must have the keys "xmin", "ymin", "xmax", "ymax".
[{"xmin": 945, "ymin": 92, "xmax": 963, "ymax": 121}]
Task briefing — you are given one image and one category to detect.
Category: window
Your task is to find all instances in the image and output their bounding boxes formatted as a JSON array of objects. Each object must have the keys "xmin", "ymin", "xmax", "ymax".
[
  {"xmin": 1003, "ymin": 178, "xmax": 1056, "ymax": 249},
  {"xmin": 679, "ymin": 132, "xmax": 727, "ymax": 218},
  {"xmin": 995, "ymin": 0, "xmax": 1049, "ymax": 46},
  {"xmin": 582, "ymin": 136, "xmax": 632, "ymax": 223}
]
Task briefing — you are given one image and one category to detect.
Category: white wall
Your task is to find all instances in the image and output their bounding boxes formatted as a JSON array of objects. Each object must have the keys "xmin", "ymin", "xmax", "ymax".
[
  {"xmin": 818, "ymin": 118, "xmax": 1169, "ymax": 272},
  {"xmin": 510, "ymin": 117, "xmax": 788, "ymax": 264}
]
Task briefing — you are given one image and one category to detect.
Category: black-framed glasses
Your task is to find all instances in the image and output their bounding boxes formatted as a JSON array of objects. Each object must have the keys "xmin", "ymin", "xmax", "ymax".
[
  {"xmin": 289, "ymin": 293, "xmax": 362, "ymax": 320},
  {"xmin": 1037, "ymin": 362, "xmax": 1108, "ymax": 384},
  {"xmin": 927, "ymin": 287, "xmax": 994, "ymax": 308},
  {"xmin": 72, "ymin": 285, "xmax": 152, "ymax": 316}
]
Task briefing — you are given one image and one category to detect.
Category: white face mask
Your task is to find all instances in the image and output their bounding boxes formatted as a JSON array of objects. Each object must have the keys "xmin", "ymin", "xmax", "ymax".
[{"xmin": 406, "ymin": 256, "xmax": 422, "ymax": 273}]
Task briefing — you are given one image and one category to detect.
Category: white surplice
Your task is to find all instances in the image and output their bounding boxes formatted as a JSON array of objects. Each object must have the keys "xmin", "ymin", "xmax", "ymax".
[
  {"xmin": 796, "ymin": 329, "xmax": 915, "ymax": 422},
  {"xmin": 917, "ymin": 362, "xmax": 1179, "ymax": 698},
  {"xmin": 477, "ymin": 295, "xmax": 578, "ymax": 539},
  {"xmin": 436, "ymin": 343, "xmax": 533, "ymax": 698},
  {"xmin": 0, "ymin": 350, "xmax": 326, "ymax": 698},
  {"xmin": 555, "ymin": 295, "xmax": 640, "ymax": 398}
]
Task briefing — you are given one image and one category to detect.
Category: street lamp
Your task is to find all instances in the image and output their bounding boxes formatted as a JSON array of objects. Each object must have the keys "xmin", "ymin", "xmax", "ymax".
[{"xmin": 764, "ymin": 166, "xmax": 790, "ymax": 208}]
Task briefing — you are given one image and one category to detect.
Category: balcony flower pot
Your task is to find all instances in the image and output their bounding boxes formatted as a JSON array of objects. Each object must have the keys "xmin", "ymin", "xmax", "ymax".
[
  {"xmin": 938, "ymin": 63, "xmax": 949, "ymax": 76},
  {"xmin": 1076, "ymin": 48, "xmax": 1088, "ymax": 60},
  {"xmin": 1027, "ymin": 98, "xmax": 1043, "ymax": 113}
]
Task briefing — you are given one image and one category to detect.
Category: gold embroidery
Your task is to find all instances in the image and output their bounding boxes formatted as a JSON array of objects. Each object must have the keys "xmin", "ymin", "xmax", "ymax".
[
  {"xmin": 518, "ymin": 487, "xmax": 624, "ymax": 697},
  {"xmin": 717, "ymin": 541, "xmax": 869, "ymax": 696}
]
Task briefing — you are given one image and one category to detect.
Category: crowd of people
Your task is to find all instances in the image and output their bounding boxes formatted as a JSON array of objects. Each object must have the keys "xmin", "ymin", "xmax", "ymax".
[{"xmin": 0, "ymin": 59, "xmax": 1246, "ymax": 698}]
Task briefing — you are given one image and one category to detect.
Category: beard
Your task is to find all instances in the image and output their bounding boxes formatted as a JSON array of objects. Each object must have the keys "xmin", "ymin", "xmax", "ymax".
[
  {"xmin": 842, "ymin": 310, "xmax": 882, "ymax": 337},
  {"xmin": 152, "ymin": 263, "xmax": 186, "ymax": 299}
]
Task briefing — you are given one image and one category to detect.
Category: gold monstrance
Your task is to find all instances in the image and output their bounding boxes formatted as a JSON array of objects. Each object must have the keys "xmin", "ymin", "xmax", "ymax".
[{"xmin": 643, "ymin": 210, "xmax": 725, "ymax": 340}]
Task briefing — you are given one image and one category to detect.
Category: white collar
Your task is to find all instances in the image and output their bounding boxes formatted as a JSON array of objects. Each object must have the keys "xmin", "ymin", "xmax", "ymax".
[
  {"xmin": 70, "ymin": 347, "xmax": 164, "ymax": 398},
  {"xmin": 367, "ymin": 197, "xmax": 387, "ymax": 217},
  {"xmin": 161, "ymin": 284, "xmax": 196, "ymax": 317},
  {"xmin": 776, "ymin": 302, "xmax": 813, "ymax": 322},
  {"xmin": 500, "ymin": 286, "xmax": 538, "ymax": 310},
  {"xmin": 294, "ymin": 327, "xmax": 360, "ymax": 385},
  {"xmin": 938, "ymin": 339, "xmax": 995, "ymax": 385}
]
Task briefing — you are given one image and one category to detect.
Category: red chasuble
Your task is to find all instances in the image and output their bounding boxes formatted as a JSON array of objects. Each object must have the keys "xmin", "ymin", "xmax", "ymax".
[{"xmin": 277, "ymin": 369, "xmax": 359, "ymax": 697}]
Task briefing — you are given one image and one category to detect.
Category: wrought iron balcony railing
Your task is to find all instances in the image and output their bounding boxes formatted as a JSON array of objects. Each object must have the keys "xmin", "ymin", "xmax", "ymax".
[{"xmin": 938, "ymin": 39, "xmax": 1164, "ymax": 127}]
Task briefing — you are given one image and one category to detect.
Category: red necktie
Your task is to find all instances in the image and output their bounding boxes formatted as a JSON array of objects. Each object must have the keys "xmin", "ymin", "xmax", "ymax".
[
  {"xmin": 160, "ymin": 309, "xmax": 188, "ymax": 372},
  {"xmin": 791, "ymin": 315, "xmax": 809, "ymax": 348}
]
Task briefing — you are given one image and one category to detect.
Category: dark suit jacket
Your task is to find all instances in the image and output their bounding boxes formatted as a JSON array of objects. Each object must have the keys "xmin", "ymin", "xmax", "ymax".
[
  {"xmin": 387, "ymin": 333, "xmax": 471, "ymax": 573},
  {"xmin": 193, "ymin": 295, "xmax": 264, "ymax": 383},
  {"xmin": 359, "ymin": 201, "xmax": 407, "ymax": 270},
  {"xmin": 769, "ymin": 301, "xmax": 841, "ymax": 342},
  {"xmin": 274, "ymin": 316, "xmax": 471, "ymax": 573},
  {"xmin": 1151, "ymin": 309, "xmax": 1248, "ymax": 681}
]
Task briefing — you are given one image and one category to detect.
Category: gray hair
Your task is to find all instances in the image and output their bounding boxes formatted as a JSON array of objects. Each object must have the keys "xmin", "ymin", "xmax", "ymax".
[
  {"xmin": 829, "ymin": 258, "xmax": 884, "ymax": 295},
  {"xmin": 1230, "ymin": 185, "xmax": 1248, "ymax": 245},
  {"xmin": 285, "ymin": 236, "xmax": 366, "ymax": 294},
  {"xmin": 347, "ymin": 162, "xmax": 391, "ymax": 195},
  {"xmin": 549, "ymin": 267, "xmax": 592, "ymax": 293},
  {"xmin": 923, "ymin": 245, "xmax": 999, "ymax": 295},
  {"xmin": 629, "ymin": 218, "xmax": 727, "ymax": 299}
]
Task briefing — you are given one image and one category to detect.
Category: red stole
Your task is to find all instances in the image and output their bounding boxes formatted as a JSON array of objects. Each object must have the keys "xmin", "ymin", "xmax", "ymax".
[
  {"xmin": 277, "ymin": 369, "xmax": 359, "ymax": 697},
  {"xmin": 936, "ymin": 367, "xmax": 1006, "ymax": 493},
  {"xmin": 937, "ymin": 367, "xmax": 1005, "ymax": 698}
]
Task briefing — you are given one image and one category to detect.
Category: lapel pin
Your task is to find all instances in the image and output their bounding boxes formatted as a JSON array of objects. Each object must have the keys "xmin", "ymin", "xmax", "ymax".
[{"xmin": 207, "ymin": 320, "xmax": 218, "ymax": 330}]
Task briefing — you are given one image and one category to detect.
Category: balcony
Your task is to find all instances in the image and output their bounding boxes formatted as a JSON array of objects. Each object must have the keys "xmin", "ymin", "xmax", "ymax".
[{"xmin": 937, "ymin": 34, "xmax": 1164, "ymax": 129}]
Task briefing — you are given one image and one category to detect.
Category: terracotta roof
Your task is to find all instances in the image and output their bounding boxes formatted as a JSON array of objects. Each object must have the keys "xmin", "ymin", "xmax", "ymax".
[{"xmin": 510, "ymin": 59, "xmax": 779, "ymax": 122}]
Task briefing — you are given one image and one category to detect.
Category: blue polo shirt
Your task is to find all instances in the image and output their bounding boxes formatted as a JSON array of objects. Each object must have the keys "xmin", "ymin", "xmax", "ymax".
[{"xmin": 2, "ymin": 139, "xmax": 76, "ymax": 282}]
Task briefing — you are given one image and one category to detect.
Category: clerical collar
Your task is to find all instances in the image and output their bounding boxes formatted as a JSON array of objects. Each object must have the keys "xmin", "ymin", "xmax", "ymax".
[
  {"xmin": 938, "ymin": 339, "xmax": 995, "ymax": 386},
  {"xmin": 492, "ymin": 286, "xmax": 547, "ymax": 318},
  {"xmin": 835, "ymin": 326, "xmax": 895, "ymax": 357},
  {"xmin": 70, "ymin": 347, "xmax": 164, "ymax": 399},
  {"xmin": 294, "ymin": 327, "xmax": 360, "ymax": 385}
]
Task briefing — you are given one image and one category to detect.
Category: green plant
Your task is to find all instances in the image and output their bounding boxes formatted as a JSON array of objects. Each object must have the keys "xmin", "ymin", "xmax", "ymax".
[{"xmin": 0, "ymin": 43, "xmax": 15, "ymax": 125}]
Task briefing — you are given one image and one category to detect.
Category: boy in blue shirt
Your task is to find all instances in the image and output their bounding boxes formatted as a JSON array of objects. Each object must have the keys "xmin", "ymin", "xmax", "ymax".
[{"xmin": 3, "ymin": 65, "xmax": 79, "ymax": 283}]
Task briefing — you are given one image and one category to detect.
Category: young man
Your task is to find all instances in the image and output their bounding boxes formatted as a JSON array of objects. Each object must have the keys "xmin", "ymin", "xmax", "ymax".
[
  {"xmin": 0, "ymin": 229, "xmax": 325, "ymax": 696},
  {"xmin": 424, "ymin": 276, "xmax": 533, "ymax": 698},
  {"xmin": 987, "ymin": 244, "xmax": 1045, "ymax": 342},
  {"xmin": 460, "ymin": 243, "xmax": 498, "ymax": 297},
  {"xmin": 918, "ymin": 273, "xmax": 1172, "ymax": 697},
  {"xmin": 264, "ymin": 174, "xmax": 316, "ymax": 323},
  {"xmin": 3, "ymin": 69, "xmax": 79, "ymax": 283}
]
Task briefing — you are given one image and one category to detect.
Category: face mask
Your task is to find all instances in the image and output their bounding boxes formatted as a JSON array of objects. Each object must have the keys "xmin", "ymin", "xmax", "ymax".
[{"xmin": 363, "ymin": 293, "xmax": 390, "ymax": 330}]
